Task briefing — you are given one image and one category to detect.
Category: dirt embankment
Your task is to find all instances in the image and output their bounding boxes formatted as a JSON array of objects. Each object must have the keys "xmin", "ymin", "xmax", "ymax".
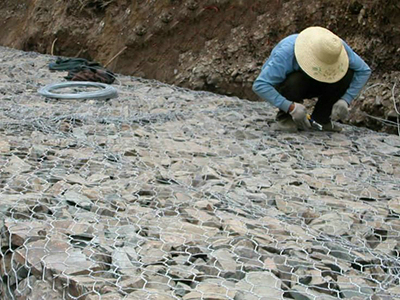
[{"xmin": 0, "ymin": 0, "xmax": 399, "ymax": 133}]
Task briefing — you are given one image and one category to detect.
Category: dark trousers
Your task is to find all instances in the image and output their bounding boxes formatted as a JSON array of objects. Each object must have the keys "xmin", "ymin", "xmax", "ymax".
[{"xmin": 276, "ymin": 69, "xmax": 354, "ymax": 124}]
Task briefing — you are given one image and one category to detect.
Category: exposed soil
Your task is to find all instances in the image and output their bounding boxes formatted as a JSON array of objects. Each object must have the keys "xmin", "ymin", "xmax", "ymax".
[{"xmin": 1, "ymin": 0, "xmax": 400, "ymax": 133}]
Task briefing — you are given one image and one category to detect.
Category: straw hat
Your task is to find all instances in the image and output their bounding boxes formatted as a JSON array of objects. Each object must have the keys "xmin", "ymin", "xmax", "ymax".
[{"xmin": 294, "ymin": 26, "xmax": 349, "ymax": 83}]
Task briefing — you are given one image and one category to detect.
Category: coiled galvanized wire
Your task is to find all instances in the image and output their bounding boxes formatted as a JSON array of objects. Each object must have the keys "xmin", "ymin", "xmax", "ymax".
[{"xmin": 38, "ymin": 81, "xmax": 118, "ymax": 99}]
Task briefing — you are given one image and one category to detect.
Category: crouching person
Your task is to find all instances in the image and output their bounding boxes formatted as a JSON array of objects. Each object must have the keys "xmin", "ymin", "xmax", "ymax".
[{"xmin": 253, "ymin": 26, "xmax": 371, "ymax": 132}]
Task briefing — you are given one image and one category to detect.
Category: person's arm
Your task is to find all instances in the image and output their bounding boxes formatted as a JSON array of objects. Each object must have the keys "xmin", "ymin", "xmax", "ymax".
[
  {"xmin": 341, "ymin": 42, "xmax": 371, "ymax": 104},
  {"xmin": 252, "ymin": 54, "xmax": 293, "ymax": 113}
]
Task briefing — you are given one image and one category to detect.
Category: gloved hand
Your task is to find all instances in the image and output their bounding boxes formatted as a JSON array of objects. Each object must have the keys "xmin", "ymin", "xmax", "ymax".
[
  {"xmin": 289, "ymin": 103, "xmax": 311, "ymax": 130},
  {"xmin": 331, "ymin": 99, "xmax": 349, "ymax": 121}
]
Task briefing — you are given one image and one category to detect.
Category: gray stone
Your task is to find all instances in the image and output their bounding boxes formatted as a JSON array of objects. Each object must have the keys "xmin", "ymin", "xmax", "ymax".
[
  {"xmin": 185, "ymin": 281, "xmax": 236, "ymax": 300},
  {"xmin": 182, "ymin": 208, "xmax": 220, "ymax": 227},
  {"xmin": 388, "ymin": 197, "xmax": 400, "ymax": 214},
  {"xmin": 174, "ymin": 282, "xmax": 192, "ymax": 297},
  {"xmin": 86, "ymin": 293, "xmax": 122, "ymax": 300},
  {"xmin": 145, "ymin": 273, "xmax": 176, "ymax": 291},
  {"xmin": 337, "ymin": 275, "xmax": 374, "ymax": 298},
  {"xmin": 222, "ymin": 219, "xmax": 248, "ymax": 236},
  {"xmin": 14, "ymin": 239, "xmax": 101, "ymax": 277},
  {"xmin": 0, "ymin": 139, "xmax": 11, "ymax": 153},
  {"xmin": 112, "ymin": 247, "xmax": 140, "ymax": 275},
  {"xmin": 125, "ymin": 289, "xmax": 176, "ymax": 300},
  {"xmin": 28, "ymin": 144, "xmax": 49, "ymax": 161},
  {"xmin": 138, "ymin": 241, "xmax": 169, "ymax": 265},
  {"xmin": 119, "ymin": 276, "xmax": 146, "ymax": 293},
  {"xmin": 309, "ymin": 212, "xmax": 354, "ymax": 235},
  {"xmin": 60, "ymin": 275, "xmax": 117, "ymax": 299},
  {"xmin": 14, "ymin": 275, "xmax": 37, "ymax": 299},
  {"xmin": 387, "ymin": 286, "xmax": 400, "ymax": 297},
  {"xmin": 63, "ymin": 190, "xmax": 94, "ymax": 211},
  {"xmin": 5, "ymin": 219, "xmax": 49, "ymax": 247},
  {"xmin": 24, "ymin": 279, "xmax": 64, "ymax": 300},
  {"xmin": 4, "ymin": 155, "xmax": 32, "ymax": 174},
  {"xmin": 210, "ymin": 248, "xmax": 237, "ymax": 273},
  {"xmin": 290, "ymin": 284, "xmax": 338, "ymax": 300},
  {"xmin": 167, "ymin": 265, "xmax": 201, "ymax": 280},
  {"xmin": 234, "ymin": 291, "xmax": 259, "ymax": 300},
  {"xmin": 113, "ymin": 225, "xmax": 142, "ymax": 244},
  {"xmin": 235, "ymin": 271, "xmax": 284, "ymax": 299},
  {"xmin": 375, "ymin": 239, "xmax": 397, "ymax": 255}
]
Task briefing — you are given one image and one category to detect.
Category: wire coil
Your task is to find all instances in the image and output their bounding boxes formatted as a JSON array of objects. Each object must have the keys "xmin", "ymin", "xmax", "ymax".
[{"xmin": 38, "ymin": 81, "xmax": 118, "ymax": 99}]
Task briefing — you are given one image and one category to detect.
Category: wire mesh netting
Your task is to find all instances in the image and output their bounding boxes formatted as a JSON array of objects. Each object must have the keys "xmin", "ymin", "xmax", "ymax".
[{"xmin": 0, "ymin": 46, "xmax": 400, "ymax": 300}]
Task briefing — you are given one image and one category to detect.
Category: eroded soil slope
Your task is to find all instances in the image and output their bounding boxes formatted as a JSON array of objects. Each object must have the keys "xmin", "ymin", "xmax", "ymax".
[{"xmin": 0, "ymin": 0, "xmax": 399, "ymax": 132}]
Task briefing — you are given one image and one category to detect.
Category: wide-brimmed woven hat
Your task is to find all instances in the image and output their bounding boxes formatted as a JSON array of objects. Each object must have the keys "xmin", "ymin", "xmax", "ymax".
[{"xmin": 294, "ymin": 26, "xmax": 349, "ymax": 83}]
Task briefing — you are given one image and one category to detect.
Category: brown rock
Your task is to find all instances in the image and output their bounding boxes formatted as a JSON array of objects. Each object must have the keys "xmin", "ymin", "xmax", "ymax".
[
  {"xmin": 145, "ymin": 273, "xmax": 176, "ymax": 292},
  {"xmin": 58, "ymin": 275, "xmax": 117, "ymax": 299},
  {"xmin": 14, "ymin": 275, "xmax": 37, "ymax": 300},
  {"xmin": 138, "ymin": 241, "xmax": 169, "ymax": 265},
  {"xmin": 5, "ymin": 220, "xmax": 49, "ymax": 247},
  {"xmin": 119, "ymin": 276, "xmax": 146, "ymax": 293},
  {"xmin": 22, "ymin": 279, "xmax": 63, "ymax": 300},
  {"xmin": 14, "ymin": 239, "xmax": 101, "ymax": 277},
  {"xmin": 210, "ymin": 249, "xmax": 237, "ymax": 273}
]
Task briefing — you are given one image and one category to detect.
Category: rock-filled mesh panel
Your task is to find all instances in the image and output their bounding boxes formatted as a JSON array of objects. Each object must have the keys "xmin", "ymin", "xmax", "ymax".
[{"xmin": 0, "ymin": 46, "xmax": 399, "ymax": 300}]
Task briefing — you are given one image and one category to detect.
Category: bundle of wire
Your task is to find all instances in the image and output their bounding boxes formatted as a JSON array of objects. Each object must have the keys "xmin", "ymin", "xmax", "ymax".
[{"xmin": 38, "ymin": 81, "xmax": 118, "ymax": 100}]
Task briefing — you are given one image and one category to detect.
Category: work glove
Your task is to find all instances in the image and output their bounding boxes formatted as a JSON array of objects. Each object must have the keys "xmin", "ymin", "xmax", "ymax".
[
  {"xmin": 289, "ymin": 103, "xmax": 311, "ymax": 130},
  {"xmin": 331, "ymin": 99, "xmax": 349, "ymax": 121}
]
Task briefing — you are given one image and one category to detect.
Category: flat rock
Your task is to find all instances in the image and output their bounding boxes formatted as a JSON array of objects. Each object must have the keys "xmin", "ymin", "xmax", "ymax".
[
  {"xmin": 290, "ymin": 284, "xmax": 338, "ymax": 300},
  {"xmin": 112, "ymin": 247, "xmax": 140, "ymax": 276},
  {"xmin": 137, "ymin": 241, "xmax": 169, "ymax": 265},
  {"xmin": 21, "ymin": 279, "xmax": 64, "ymax": 300},
  {"xmin": 125, "ymin": 289, "xmax": 176, "ymax": 300},
  {"xmin": 309, "ymin": 212, "xmax": 354, "ymax": 235},
  {"xmin": 184, "ymin": 282, "xmax": 236, "ymax": 300},
  {"xmin": 235, "ymin": 271, "xmax": 284, "ymax": 299},
  {"xmin": 4, "ymin": 219, "xmax": 49, "ymax": 247},
  {"xmin": 210, "ymin": 248, "xmax": 237, "ymax": 273},
  {"xmin": 145, "ymin": 273, "xmax": 176, "ymax": 291},
  {"xmin": 337, "ymin": 275, "xmax": 374, "ymax": 298},
  {"xmin": 119, "ymin": 276, "xmax": 146, "ymax": 293},
  {"xmin": 14, "ymin": 239, "xmax": 101, "ymax": 276},
  {"xmin": 62, "ymin": 275, "xmax": 118, "ymax": 298},
  {"xmin": 167, "ymin": 265, "xmax": 202, "ymax": 280},
  {"xmin": 63, "ymin": 190, "xmax": 94, "ymax": 211},
  {"xmin": 4, "ymin": 155, "xmax": 32, "ymax": 174}
]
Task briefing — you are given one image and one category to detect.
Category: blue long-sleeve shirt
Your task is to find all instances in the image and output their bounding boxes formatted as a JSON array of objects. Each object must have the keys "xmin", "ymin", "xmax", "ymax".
[{"xmin": 252, "ymin": 34, "xmax": 371, "ymax": 112}]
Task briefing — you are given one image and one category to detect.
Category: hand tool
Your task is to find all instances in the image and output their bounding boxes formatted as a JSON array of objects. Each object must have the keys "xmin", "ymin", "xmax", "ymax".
[{"xmin": 307, "ymin": 115, "xmax": 323, "ymax": 131}]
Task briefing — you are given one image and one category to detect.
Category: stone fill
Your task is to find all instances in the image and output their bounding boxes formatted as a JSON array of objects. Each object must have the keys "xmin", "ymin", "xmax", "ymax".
[{"xmin": 0, "ymin": 47, "xmax": 399, "ymax": 299}]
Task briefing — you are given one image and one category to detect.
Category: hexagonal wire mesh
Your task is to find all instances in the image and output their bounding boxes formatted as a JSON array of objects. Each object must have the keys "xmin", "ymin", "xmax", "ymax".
[{"xmin": 0, "ymin": 46, "xmax": 399, "ymax": 300}]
